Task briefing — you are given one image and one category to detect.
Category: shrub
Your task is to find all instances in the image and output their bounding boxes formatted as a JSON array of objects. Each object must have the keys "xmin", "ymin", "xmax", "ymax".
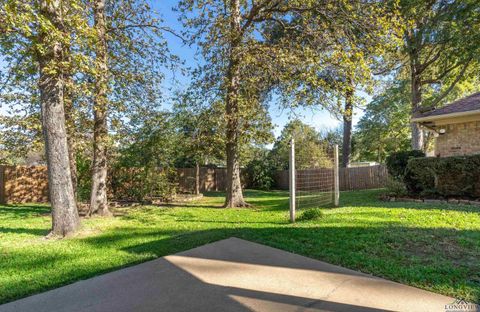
[
  {"xmin": 384, "ymin": 179, "xmax": 408, "ymax": 197},
  {"xmin": 145, "ymin": 168, "xmax": 178, "ymax": 201},
  {"xmin": 298, "ymin": 208, "xmax": 324, "ymax": 221},
  {"xmin": 404, "ymin": 154, "xmax": 480, "ymax": 198},
  {"xmin": 76, "ymin": 154, "xmax": 92, "ymax": 202},
  {"xmin": 245, "ymin": 157, "xmax": 276, "ymax": 190},
  {"xmin": 386, "ymin": 150, "xmax": 425, "ymax": 180},
  {"xmin": 110, "ymin": 167, "xmax": 178, "ymax": 202}
]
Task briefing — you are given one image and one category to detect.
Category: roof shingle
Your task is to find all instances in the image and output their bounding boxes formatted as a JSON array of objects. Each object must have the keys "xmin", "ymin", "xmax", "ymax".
[{"xmin": 414, "ymin": 92, "xmax": 480, "ymax": 118}]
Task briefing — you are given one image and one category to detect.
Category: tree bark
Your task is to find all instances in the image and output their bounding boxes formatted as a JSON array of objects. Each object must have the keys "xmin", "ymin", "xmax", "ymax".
[
  {"xmin": 62, "ymin": 19, "xmax": 77, "ymax": 198},
  {"xmin": 224, "ymin": 0, "xmax": 248, "ymax": 208},
  {"xmin": 410, "ymin": 59, "xmax": 424, "ymax": 151},
  {"xmin": 64, "ymin": 72, "xmax": 77, "ymax": 199},
  {"xmin": 89, "ymin": 0, "xmax": 111, "ymax": 216},
  {"xmin": 342, "ymin": 88, "xmax": 353, "ymax": 168},
  {"xmin": 38, "ymin": 0, "xmax": 80, "ymax": 237}
]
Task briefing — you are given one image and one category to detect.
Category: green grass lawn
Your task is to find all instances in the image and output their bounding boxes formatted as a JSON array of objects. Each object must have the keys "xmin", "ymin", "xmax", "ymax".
[{"xmin": 1, "ymin": 189, "xmax": 479, "ymax": 304}]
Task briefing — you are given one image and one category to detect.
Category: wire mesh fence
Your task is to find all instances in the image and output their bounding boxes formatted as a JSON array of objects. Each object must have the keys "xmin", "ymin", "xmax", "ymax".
[
  {"xmin": 294, "ymin": 147, "xmax": 336, "ymax": 210},
  {"xmin": 295, "ymin": 168, "xmax": 335, "ymax": 209}
]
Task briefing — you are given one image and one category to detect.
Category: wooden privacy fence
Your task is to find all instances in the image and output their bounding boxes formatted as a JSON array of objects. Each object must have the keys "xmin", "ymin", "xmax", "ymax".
[
  {"xmin": 275, "ymin": 165, "xmax": 388, "ymax": 191},
  {"xmin": 0, "ymin": 166, "xmax": 49, "ymax": 204},
  {"xmin": 339, "ymin": 165, "xmax": 389, "ymax": 191},
  {"xmin": 0, "ymin": 166, "xmax": 235, "ymax": 204},
  {"xmin": 176, "ymin": 167, "xmax": 229, "ymax": 193},
  {"xmin": 0, "ymin": 165, "xmax": 388, "ymax": 204}
]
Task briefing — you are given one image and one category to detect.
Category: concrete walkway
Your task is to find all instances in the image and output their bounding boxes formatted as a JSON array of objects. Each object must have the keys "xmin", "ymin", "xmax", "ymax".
[{"xmin": 0, "ymin": 237, "xmax": 454, "ymax": 312}]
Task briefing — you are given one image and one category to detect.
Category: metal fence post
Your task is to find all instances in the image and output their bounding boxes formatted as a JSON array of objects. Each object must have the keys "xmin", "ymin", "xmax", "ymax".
[
  {"xmin": 0, "ymin": 166, "xmax": 5, "ymax": 204},
  {"xmin": 333, "ymin": 144, "xmax": 340, "ymax": 207},
  {"xmin": 289, "ymin": 138, "xmax": 296, "ymax": 222}
]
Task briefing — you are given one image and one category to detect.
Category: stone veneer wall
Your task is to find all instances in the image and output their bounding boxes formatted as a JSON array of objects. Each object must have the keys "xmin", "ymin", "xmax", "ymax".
[{"xmin": 435, "ymin": 121, "xmax": 480, "ymax": 157}]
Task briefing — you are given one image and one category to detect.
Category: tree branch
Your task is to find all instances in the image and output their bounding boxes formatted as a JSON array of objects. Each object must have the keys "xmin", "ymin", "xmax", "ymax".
[
  {"xmin": 429, "ymin": 58, "xmax": 472, "ymax": 108},
  {"xmin": 109, "ymin": 23, "xmax": 186, "ymax": 43},
  {"xmin": 420, "ymin": 59, "xmax": 468, "ymax": 85}
]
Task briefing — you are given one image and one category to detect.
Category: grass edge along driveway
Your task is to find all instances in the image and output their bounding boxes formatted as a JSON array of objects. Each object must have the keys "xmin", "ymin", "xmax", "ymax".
[{"xmin": 0, "ymin": 189, "xmax": 479, "ymax": 304}]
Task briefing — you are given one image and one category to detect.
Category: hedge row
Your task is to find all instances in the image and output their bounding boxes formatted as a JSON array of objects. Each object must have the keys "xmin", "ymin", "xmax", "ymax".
[
  {"xmin": 386, "ymin": 150, "xmax": 426, "ymax": 180},
  {"xmin": 404, "ymin": 154, "xmax": 480, "ymax": 198}
]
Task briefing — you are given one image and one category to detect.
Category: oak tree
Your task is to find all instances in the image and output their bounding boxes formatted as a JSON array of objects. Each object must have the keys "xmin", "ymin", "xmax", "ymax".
[{"xmin": 0, "ymin": 0, "xmax": 86, "ymax": 236}]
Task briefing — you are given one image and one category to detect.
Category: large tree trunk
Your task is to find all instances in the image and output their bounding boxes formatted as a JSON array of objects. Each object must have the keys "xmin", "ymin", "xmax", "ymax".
[
  {"xmin": 342, "ymin": 88, "xmax": 353, "ymax": 168},
  {"xmin": 89, "ymin": 0, "xmax": 111, "ymax": 216},
  {"xmin": 64, "ymin": 73, "xmax": 77, "ymax": 199},
  {"xmin": 410, "ymin": 62, "xmax": 424, "ymax": 151},
  {"xmin": 407, "ymin": 30, "xmax": 425, "ymax": 152},
  {"xmin": 224, "ymin": 0, "xmax": 248, "ymax": 208},
  {"xmin": 38, "ymin": 0, "xmax": 80, "ymax": 237},
  {"xmin": 62, "ymin": 18, "xmax": 77, "ymax": 200}
]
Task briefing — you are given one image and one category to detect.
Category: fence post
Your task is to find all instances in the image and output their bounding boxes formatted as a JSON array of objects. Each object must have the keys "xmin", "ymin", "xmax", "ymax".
[
  {"xmin": 289, "ymin": 138, "xmax": 295, "ymax": 223},
  {"xmin": 0, "ymin": 166, "xmax": 5, "ymax": 204},
  {"xmin": 333, "ymin": 145, "xmax": 340, "ymax": 207}
]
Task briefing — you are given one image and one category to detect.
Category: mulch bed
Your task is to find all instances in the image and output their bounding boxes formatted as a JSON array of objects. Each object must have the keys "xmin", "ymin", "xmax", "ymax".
[{"xmin": 383, "ymin": 196, "xmax": 480, "ymax": 206}]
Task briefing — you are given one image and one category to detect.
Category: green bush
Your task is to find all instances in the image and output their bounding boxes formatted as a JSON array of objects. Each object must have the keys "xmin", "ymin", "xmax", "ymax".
[
  {"xmin": 298, "ymin": 208, "xmax": 324, "ymax": 221},
  {"xmin": 110, "ymin": 167, "xmax": 178, "ymax": 202},
  {"xmin": 76, "ymin": 154, "xmax": 179, "ymax": 202},
  {"xmin": 404, "ymin": 154, "xmax": 480, "ymax": 198},
  {"xmin": 245, "ymin": 157, "xmax": 276, "ymax": 190},
  {"xmin": 384, "ymin": 179, "xmax": 408, "ymax": 197},
  {"xmin": 76, "ymin": 154, "xmax": 92, "ymax": 202},
  {"xmin": 386, "ymin": 150, "xmax": 425, "ymax": 180}
]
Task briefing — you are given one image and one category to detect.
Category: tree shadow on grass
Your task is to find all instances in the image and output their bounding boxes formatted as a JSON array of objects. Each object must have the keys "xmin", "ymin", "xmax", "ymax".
[
  {"xmin": 173, "ymin": 218, "xmax": 288, "ymax": 225},
  {"xmin": 155, "ymin": 190, "xmax": 289, "ymax": 211},
  {"xmin": 159, "ymin": 203, "xmax": 225, "ymax": 209},
  {"xmin": 203, "ymin": 189, "xmax": 288, "ymax": 198},
  {"xmin": 0, "ymin": 205, "xmax": 50, "ymax": 236},
  {"xmin": 0, "ymin": 206, "xmax": 51, "ymax": 219},
  {"xmin": 202, "ymin": 191, "xmax": 226, "ymax": 198},
  {"xmin": 0, "ymin": 227, "xmax": 49, "ymax": 236}
]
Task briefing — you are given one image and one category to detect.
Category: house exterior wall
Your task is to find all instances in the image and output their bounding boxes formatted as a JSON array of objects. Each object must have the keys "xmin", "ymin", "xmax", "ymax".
[{"xmin": 435, "ymin": 121, "xmax": 480, "ymax": 157}]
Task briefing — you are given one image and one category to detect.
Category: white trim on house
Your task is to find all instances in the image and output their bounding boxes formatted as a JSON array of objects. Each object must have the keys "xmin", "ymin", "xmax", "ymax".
[{"xmin": 411, "ymin": 109, "xmax": 480, "ymax": 123}]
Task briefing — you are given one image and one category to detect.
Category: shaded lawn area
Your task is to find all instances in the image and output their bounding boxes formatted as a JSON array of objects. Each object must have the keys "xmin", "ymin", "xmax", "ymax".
[{"xmin": 0, "ymin": 189, "xmax": 479, "ymax": 304}]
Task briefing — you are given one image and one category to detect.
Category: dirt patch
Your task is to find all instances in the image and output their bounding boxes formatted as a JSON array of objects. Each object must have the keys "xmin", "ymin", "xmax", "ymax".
[{"xmin": 403, "ymin": 232, "xmax": 479, "ymax": 270}]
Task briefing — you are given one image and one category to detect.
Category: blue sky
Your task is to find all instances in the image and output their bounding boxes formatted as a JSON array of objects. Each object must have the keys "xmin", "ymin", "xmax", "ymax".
[
  {"xmin": 0, "ymin": 0, "xmax": 367, "ymax": 138},
  {"xmin": 154, "ymin": 0, "xmax": 367, "ymax": 138}
]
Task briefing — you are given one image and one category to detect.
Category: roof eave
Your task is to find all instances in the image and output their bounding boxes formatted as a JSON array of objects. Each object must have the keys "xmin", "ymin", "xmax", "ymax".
[{"xmin": 411, "ymin": 109, "xmax": 480, "ymax": 123}]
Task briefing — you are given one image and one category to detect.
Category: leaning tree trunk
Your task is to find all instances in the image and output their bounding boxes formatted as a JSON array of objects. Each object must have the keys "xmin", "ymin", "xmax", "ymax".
[
  {"xmin": 342, "ymin": 87, "xmax": 353, "ymax": 168},
  {"xmin": 224, "ymin": 0, "xmax": 248, "ymax": 208},
  {"xmin": 38, "ymin": 0, "xmax": 80, "ymax": 237},
  {"xmin": 89, "ymin": 0, "xmax": 111, "ymax": 216}
]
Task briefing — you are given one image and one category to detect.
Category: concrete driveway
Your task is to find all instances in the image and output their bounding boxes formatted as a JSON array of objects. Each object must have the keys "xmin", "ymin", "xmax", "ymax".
[{"xmin": 0, "ymin": 237, "xmax": 455, "ymax": 312}]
